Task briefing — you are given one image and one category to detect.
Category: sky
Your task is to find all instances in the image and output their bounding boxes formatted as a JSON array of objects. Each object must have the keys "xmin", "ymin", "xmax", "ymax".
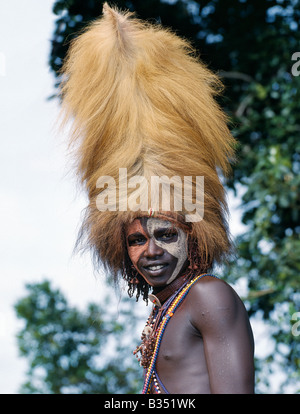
[
  {"xmin": 0, "ymin": 0, "xmax": 284, "ymax": 394},
  {"xmin": 0, "ymin": 0, "xmax": 116, "ymax": 393}
]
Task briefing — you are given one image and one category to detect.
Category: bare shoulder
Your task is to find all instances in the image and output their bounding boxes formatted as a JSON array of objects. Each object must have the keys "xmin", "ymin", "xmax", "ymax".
[
  {"xmin": 187, "ymin": 274, "xmax": 242, "ymax": 305},
  {"xmin": 184, "ymin": 275, "xmax": 255, "ymax": 393},
  {"xmin": 185, "ymin": 275, "xmax": 249, "ymax": 329}
]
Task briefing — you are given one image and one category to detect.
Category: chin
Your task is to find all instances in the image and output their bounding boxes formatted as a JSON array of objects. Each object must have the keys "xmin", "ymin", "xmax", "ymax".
[{"xmin": 140, "ymin": 273, "xmax": 171, "ymax": 288}]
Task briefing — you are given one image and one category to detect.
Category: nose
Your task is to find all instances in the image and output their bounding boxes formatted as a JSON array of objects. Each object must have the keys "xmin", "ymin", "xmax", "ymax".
[{"xmin": 145, "ymin": 238, "xmax": 164, "ymax": 258}]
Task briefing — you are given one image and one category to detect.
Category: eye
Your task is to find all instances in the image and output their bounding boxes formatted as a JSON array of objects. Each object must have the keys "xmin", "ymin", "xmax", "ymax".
[
  {"xmin": 127, "ymin": 234, "xmax": 147, "ymax": 246},
  {"xmin": 161, "ymin": 232, "xmax": 176, "ymax": 239},
  {"xmin": 156, "ymin": 229, "xmax": 178, "ymax": 242}
]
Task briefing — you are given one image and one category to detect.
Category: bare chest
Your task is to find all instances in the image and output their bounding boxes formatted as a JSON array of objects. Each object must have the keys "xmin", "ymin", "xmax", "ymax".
[
  {"xmin": 156, "ymin": 304, "xmax": 202, "ymax": 362},
  {"xmin": 154, "ymin": 304, "xmax": 210, "ymax": 393}
]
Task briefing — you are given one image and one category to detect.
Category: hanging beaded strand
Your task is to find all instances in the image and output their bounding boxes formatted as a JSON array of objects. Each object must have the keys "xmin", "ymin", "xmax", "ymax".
[
  {"xmin": 141, "ymin": 273, "xmax": 216, "ymax": 394},
  {"xmin": 134, "ymin": 276, "xmax": 192, "ymax": 369}
]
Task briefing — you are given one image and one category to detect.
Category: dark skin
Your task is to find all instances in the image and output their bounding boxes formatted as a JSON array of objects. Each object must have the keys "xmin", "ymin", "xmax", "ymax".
[{"xmin": 126, "ymin": 217, "xmax": 255, "ymax": 394}]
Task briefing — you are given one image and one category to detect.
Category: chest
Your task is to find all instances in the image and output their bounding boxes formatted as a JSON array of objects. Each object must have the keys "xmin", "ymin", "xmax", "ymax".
[
  {"xmin": 156, "ymin": 303, "xmax": 202, "ymax": 365},
  {"xmin": 145, "ymin": 294, "xmax": 211, "ymax": 394}
]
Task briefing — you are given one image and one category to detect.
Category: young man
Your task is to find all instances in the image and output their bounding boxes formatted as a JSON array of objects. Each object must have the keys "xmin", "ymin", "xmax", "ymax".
[
  {"xmin": 60, "ymin": 3, "xmax": 255, "ymax": 393},
  {"xmin": 126, "ymin": 216, "xmax": 254, "ymax": 394}
]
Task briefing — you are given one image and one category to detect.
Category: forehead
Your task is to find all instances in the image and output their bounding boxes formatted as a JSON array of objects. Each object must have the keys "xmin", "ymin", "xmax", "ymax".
[{"xmin": 125, "ymin": 217, "xmax": 173, "ymax": 236}]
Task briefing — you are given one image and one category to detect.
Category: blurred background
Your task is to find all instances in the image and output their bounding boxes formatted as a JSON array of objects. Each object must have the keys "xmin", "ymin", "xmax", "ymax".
[{"xmin": 0, "ymin": 0, "xmax": 299, "ymax": 394}]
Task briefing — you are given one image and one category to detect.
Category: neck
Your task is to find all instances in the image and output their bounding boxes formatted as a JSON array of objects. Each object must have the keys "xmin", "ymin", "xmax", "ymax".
[{"xmin": 149, "ymin": 273, "xmax": 192, "ymax": 307}]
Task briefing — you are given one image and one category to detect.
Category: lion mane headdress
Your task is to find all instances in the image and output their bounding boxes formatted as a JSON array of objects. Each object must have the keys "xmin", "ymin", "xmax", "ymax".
[{"xmin": 60, "ymin": 3, "xmax": 236, "ymax": 297}]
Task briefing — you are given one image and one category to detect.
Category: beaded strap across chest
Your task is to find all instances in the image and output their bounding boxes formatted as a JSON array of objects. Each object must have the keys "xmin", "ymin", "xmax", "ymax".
[{"xmin": 142, "ymin": 273, "xmax": 216, "ymax": 394}]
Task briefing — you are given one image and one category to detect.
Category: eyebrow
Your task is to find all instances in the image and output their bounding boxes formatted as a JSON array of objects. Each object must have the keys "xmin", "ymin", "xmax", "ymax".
[
  {"xmin": 127, "ymin": 231, "xmax": 146, "ymax": 239},
  {"xmin": 127, "ymin": 226, "xmax": 178, "ymax": 239},
  {"xmin": 153, "ymin": 227, "xmax": 177, "ymax": 234}
]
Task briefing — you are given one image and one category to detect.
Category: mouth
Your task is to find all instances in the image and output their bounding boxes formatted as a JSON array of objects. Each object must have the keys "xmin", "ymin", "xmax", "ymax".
[{"xmin": 142, "ymin": 263, "xmax": 169, "ymax": 276}]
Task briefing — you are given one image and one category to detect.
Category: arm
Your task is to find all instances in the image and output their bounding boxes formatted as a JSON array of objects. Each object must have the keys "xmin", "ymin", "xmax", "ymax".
[{"xmin": 189, "ymin": 276, "xmax": 255, "ymax": 393}]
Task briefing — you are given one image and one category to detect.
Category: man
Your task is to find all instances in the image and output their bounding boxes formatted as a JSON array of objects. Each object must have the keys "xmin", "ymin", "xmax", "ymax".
[
  {"xmin": 126, "ymin": 216, "xmax": 254, "ymax": 394},
  {"xmin": 60, "ymin": 3, "xmax": 255, "ymax": 393}
]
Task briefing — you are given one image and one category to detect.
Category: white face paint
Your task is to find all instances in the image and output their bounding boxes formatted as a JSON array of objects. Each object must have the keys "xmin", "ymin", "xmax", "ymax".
[{"xmin": 146, "ymin": 218, "xmax": 188, "ymax": 284}]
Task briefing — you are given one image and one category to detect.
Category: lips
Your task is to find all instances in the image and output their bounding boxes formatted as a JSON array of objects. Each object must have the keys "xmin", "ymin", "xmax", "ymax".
[
  {"xmin": 145, "ymin": 264, "xmax": 167, "ymax": 271},
  {"xmin": 141, "ymin": 262, "xmax": 169, "ymax": 276}
]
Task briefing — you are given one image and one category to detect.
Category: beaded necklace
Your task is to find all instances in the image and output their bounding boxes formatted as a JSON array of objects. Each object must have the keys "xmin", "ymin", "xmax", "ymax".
[
  {"xmin": 133, "ymin": 277, "xmax": 189, "ymax": 370},
  {"xmin": 137, "ymin": 273, "xmax": 213, "ymax": 394}
]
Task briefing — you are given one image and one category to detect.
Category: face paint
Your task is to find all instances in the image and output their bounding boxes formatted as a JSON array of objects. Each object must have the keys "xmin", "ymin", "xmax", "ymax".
[
  {"xmin": 126, "ymin": 217, "xmax": 188, "ymax": 287},
  {"xmin": 146, "ymin": 218, "xmax": 188, "ymax": 284},
  {"xmin": 126, "ymin": 219, "xmax": 149, "ymax": 269}
]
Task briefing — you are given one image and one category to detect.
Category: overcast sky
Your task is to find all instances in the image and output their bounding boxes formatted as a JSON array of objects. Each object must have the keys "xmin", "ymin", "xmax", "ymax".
[
  {"xmin": 0, "ymin": 0, "xmax": 117, "ymax": 393},
  {"xmin": 0, "ymin": 0, "xmax": 280, "ymax": 394}
]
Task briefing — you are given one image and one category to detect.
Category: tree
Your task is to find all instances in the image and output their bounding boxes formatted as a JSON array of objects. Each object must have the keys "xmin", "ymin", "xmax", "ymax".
[
  {"xmin": 15, "ymin": 280, "xmax": 143, "ymax": 394},
  {"xmin": 49, "ymin": 0, "xmax": 300, "ymax": 392},
  {"xmin": 198, "ymin": 0, "xmax": 300, "ymax": 392}
]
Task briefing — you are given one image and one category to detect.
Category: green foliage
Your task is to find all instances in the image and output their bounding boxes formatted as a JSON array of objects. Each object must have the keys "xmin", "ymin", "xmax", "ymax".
[
  {"xmin": 48, "ymin": 0, "xmax": 300, "ymax": 392},
  {"xmin": 208, "ymin": 0, "xmax": 300, "ymax": 391},
  {"xmin": 14, "ymin": 280, "xmax": 142, "ymax": 394}
]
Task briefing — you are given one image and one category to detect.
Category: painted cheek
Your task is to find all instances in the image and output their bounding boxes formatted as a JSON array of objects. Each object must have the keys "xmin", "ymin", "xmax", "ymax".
[
  {"xmin": 145, "ymin": 218, "xmax": 188, "ymax": 284},
  {"xmin": 164, "ymin": 230, "xmax": 188, "ymax": 284},
  {"xmin": 126, "ymin": 219, "xmax": 149, "ymax": 268},
  {"xmin": 128, "ymin": 243, "xmax": 148, "ymax": 268}
]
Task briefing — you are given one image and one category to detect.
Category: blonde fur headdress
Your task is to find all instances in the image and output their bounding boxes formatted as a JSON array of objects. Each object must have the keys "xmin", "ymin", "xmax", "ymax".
[{"xmin": 60, "ymin": 3, "xmax": 236, "ymax": 282}]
